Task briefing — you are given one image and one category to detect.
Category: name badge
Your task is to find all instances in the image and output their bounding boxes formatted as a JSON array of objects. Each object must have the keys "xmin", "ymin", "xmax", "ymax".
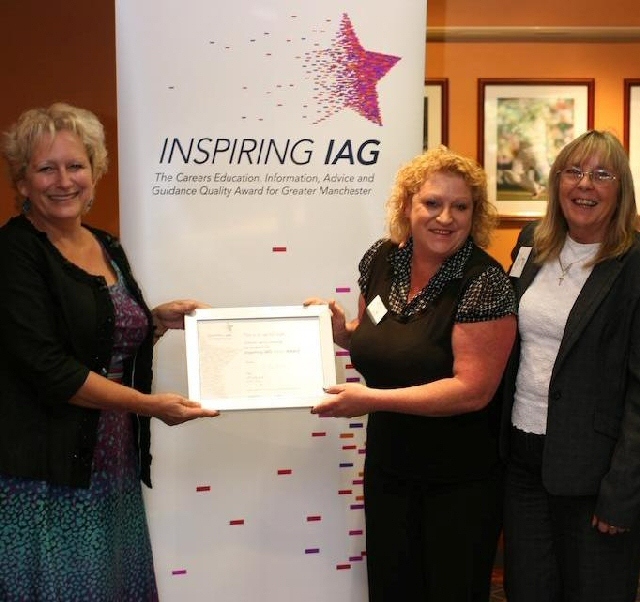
[
  {"xmin": 509, "ymin": 246, "xmax": 532, "ymax": 278},
  {"xmin": 366, "ymin": 295, "xmax": 387, "ymax": 325}
]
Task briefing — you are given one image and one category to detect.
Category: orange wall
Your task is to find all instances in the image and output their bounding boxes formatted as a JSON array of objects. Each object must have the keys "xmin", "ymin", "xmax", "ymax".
[
  {"xmin": 426, "ymin": 0, "xmax": 640, "ymax": 266},
  {"xmin": 1, "ymin": 0, "xmax": 639, "ymax": 267},
  {"xmin": 428, "ymin": 0, "xmax": 640, "ymax": 27},
  {"xmin": 0, "ymin": 0, "xmax": 119, "ymax": 234}
]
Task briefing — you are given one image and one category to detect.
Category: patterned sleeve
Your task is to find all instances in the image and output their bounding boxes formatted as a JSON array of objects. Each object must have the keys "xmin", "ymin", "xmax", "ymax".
[
  {"xmin": 357, "ymin": 238, "xmax": 386, "ymax": 297},
  {"xmin": 455, "ymin": 265, "xmax": 517, "ymax": 323}
]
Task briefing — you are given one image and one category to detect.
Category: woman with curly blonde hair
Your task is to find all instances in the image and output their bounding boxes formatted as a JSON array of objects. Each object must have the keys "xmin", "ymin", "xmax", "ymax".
[
  {"xmin": 386, "ymin": 145, "xmax": 497, "ymax": 249},
  {"xmin": 306, "ymin": 146, "xmax": 516, "ymax": 601}
]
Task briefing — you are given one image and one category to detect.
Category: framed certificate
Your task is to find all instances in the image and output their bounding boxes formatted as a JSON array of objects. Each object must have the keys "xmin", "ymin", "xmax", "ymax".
[{"xmin": 184, "ymin": 305, "xmax": 337, "ymax": 410}]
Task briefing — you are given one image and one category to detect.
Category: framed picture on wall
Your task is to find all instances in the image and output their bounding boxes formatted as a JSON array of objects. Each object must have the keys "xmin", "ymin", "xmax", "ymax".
[
  {"xmin": 624, "ymin": 79, "xmax": 640, "ymax": 211},
  {"xmin": 478, "ymin": 79, "xmax": 595, "ymax": 218},
  {"xmin": 423, "ymin": 79, "xmax": 449, "ymax": 150}
]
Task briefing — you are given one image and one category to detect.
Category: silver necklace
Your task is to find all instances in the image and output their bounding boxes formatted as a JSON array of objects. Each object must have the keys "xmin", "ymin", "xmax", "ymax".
[{"xmin": 557, "ymin": 255, "xmax": 573, "ymax": 285}]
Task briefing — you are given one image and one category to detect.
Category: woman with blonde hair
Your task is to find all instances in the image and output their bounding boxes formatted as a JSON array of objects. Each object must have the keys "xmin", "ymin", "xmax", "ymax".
[
  {"xmin": 0, "ymin": 103, "xmax": 218, "ymax": 601},
  {"xmin": 502, "ymin": 130, "xmax": 640, "ymax": 602}
]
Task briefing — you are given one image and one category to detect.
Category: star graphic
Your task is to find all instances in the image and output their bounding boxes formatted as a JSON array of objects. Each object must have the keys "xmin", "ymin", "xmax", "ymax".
[{"xmin": 303, "ymin": 13, "xmax": 401, "ymax": 125}]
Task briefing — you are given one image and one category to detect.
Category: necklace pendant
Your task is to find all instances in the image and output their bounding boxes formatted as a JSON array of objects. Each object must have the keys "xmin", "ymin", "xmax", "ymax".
[{"xmin": 557, "ymin": 257, "xmax": 573, "ymax": 286}]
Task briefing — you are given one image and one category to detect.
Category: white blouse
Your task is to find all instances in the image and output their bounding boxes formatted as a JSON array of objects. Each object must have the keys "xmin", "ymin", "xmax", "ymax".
[{"xmin": 512, "ymin": 236, "xmax": 600, "ymax": 434}]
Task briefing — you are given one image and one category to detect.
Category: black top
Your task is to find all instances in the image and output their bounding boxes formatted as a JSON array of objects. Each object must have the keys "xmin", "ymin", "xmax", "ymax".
[
  {"xmin": 0, "ymin": 215, "xmax": 154, "ymax": 488},
  {"xmin": 351, "ymin": 238, "xmax": 515, "ymax": 481}
]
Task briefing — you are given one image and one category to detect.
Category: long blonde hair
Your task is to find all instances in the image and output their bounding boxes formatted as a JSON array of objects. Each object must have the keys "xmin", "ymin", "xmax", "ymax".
[{"xmin": 534, "ymin": 130, "xmax": 637, "ymax": 264}]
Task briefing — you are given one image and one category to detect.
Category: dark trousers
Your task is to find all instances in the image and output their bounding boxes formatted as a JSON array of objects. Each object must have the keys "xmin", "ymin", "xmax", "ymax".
[
  {"xmin": 364, "ymin": 461, "xmax": 503, "ymax": 602},
  {"xmin": 504, "ymin": 426, "xmax": 640, "ymax": 602}
]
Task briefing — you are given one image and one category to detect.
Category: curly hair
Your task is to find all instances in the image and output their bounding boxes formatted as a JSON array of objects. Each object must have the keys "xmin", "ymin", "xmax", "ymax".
[
  {"xmin": 386, "ymin": 146, "xmax": 497, "ymax": 248},
  {"xmin": 1, "ymin": 103, "xmax": 108, "ymax": 210},
  {"xmin": 534, "ymin": 130, "xmax": 637, "ymax": 265}
]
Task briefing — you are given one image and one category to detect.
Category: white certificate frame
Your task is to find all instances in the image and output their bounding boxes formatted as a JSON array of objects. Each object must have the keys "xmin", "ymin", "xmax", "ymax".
[{"xmin": 184, "ymin": 305, "xmax": 337, "ymax": 411}]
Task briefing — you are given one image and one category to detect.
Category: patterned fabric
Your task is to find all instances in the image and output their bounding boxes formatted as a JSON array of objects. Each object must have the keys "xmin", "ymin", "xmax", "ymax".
[
  {"xmin": 0, "ymin": 263, "xmax": 158, "ymax": 601},
  {"xmin": 358, "ymin": 237, "xmax": 515, "ymax": 322}
]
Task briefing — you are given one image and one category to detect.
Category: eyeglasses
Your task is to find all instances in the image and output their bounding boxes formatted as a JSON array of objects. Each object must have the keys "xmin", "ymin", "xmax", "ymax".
[{"xmin": 557, "ymin": 167, "xmax": 617, "ymax": 185}]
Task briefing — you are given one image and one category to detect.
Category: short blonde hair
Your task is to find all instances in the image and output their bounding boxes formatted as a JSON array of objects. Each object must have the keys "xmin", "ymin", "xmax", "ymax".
[
  {"xmin": 386, "ymin": 146, "xmax": 497, "ymax": 248},
  {"xmin": 2, "ymin": 103, "xmax": 108, "ymax": 209},
  {"xmin": 534, "ymin": 130, "xmax": 637, "ymax": 264}
]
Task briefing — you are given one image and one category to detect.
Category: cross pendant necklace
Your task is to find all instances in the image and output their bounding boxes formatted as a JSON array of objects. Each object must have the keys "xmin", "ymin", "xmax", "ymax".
[{"xmin": 557, "ymin": 256, "xmax": 573, "ymax": 285}]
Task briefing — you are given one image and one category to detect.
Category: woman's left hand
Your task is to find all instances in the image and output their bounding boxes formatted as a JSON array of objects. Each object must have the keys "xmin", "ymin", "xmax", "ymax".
[
  {"xmin": 311, "ymin": 383, "xmax": 373, "ymax": 418},
  {"xmin": 152, "ymin": 299, "xmax": 211, "ymax": 337},
  {"xmin": 592, "ymin": 514, "xmax": 630, "ymax": 535}
]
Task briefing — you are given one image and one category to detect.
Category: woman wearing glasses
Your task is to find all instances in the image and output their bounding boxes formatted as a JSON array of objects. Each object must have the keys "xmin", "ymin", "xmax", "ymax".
[{"xmin": 502, "ymin": 130, "xmax": 640, "ymax": 602}]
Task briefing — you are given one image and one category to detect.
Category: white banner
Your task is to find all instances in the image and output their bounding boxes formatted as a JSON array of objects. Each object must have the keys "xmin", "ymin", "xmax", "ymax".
[{"xmin": 116, "ymin": 2, "xmax": 426, "ymax": 600}]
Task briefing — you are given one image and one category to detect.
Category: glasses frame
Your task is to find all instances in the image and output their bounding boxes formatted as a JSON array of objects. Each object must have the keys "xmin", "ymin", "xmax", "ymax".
[{"xmin": 557, "ymin": 167, "xmax": 617, "ymax": 185}]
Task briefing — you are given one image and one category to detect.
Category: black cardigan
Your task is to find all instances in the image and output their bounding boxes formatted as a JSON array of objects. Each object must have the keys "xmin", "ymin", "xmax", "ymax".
[{"xmin": 0, "ymin": 215, "xmax": 154, "ymax": 488}]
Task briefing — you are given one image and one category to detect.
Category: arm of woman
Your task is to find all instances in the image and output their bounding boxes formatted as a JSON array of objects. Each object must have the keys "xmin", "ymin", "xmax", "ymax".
[
  {"xmin": 75, "ymin": 300, "xmax": 218, "ymax": 422},
  {"xmin": 593, "ymin": 295, "xmax": 640, "ymax": 532},
  {"xmin": 0, "ymin": 229, "xmax": 217, "ymax": 423},
  {"xmin": 312, "ymin": 314, "xmax": 516, "ymax": 418},
  {"xmin": 69, "ymin": 372, "xmax": 218, "ymax": 425}
]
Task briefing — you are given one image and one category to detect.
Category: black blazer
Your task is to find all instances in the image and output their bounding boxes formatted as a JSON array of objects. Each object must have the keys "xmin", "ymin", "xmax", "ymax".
[
  {"xmin": 0, "ymin": 215, "xmax": 154, "ymax": 489},
  {"xmin": 502, "ymin": 222, "xmax": 640, "ymax": 527}
]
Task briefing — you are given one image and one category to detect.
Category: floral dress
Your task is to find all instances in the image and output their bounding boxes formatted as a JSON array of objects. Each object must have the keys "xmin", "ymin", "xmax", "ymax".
[{"xmin": 0, "ymin": 264, "xmax": 158, "ymax": 601}]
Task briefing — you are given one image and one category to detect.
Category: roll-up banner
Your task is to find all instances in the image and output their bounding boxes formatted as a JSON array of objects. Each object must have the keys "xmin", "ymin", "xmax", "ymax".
[{"xmin": 115, "ymin": 2, "xmax": 426, "ymax": 599}]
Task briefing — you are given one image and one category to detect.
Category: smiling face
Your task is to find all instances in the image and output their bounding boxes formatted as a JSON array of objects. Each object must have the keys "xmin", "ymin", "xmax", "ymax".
[
  {"xmin": 404, "ymin": 171, "xmax": 473, "ymax": 262},
  {"xmin": 558, "ymin": 154, "xmax": 619, "ymax": 244},
  {"xmin": 17, "ymin": 130, "xmax": 94, "ymax": 228}
]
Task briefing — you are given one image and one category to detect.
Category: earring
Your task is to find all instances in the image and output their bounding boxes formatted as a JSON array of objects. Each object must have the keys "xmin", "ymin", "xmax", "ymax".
[
  {"xmin": 85, "ymin": 198, "xmax": 94, "ymax": 212},
  {"xmin": 21, "ymin": 199, "xmax": 31, "ymax": 213}
]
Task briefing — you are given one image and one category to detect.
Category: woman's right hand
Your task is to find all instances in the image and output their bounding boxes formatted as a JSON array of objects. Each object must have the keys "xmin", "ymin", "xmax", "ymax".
[
  {"xmin": 146, "ymin": 392, "xmax": 219, "ymax": 425},
  {"xmin": 70, "ymin": 373, "xmax": 219, "ymax": 422}
]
